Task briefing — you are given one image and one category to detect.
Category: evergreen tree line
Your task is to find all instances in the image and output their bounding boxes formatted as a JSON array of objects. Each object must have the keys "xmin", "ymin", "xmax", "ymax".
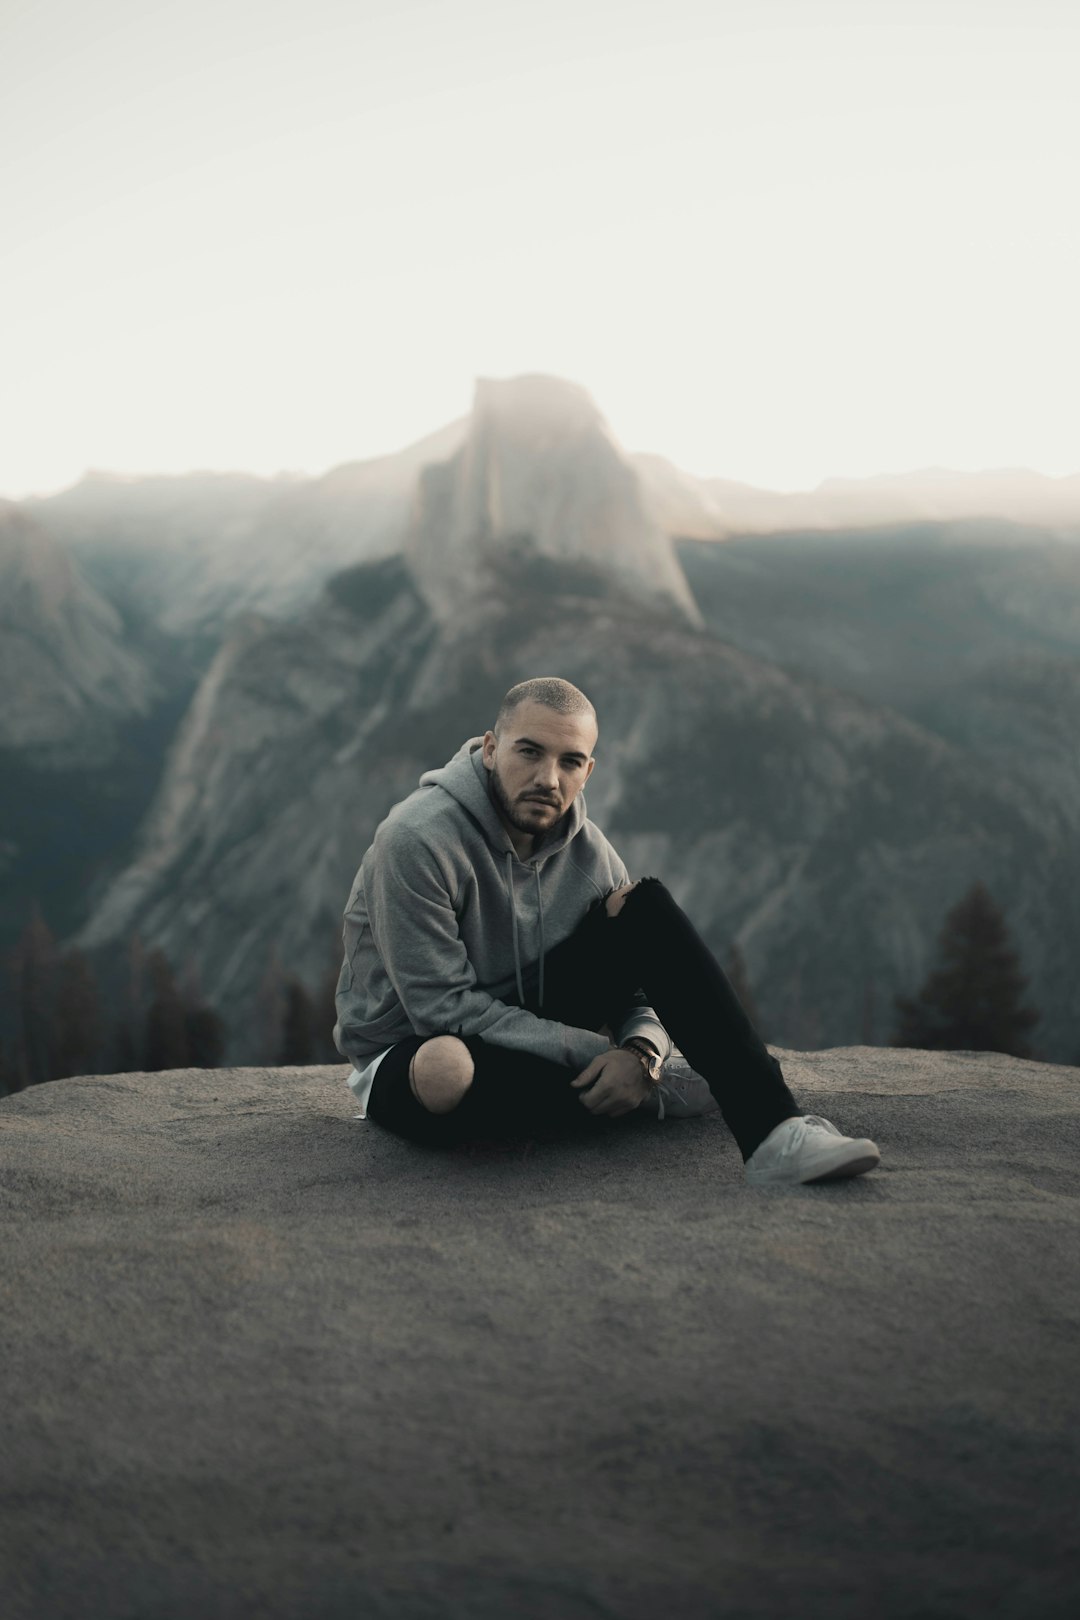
[
  {"xmin": 0, "ymin": 909, "xmax": 343, "ymax": 1096},
  {"xmin": 731, "ymin": 878, "xmax": 1041, "ymax": 1059},
  {"xmin": 0, "ymin": 877, "xmax": 1044, "ymax": 1096}
]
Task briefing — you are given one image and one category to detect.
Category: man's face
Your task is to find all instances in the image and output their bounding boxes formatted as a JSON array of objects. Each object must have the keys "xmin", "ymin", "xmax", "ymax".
[{"xmin": 482, "ymin": 700, "xmax": 597, "ymax": 843}]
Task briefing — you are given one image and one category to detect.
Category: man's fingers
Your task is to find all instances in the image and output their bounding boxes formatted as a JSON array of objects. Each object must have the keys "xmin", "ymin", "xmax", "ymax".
[
  {"xmin": 571, "ymin": 1056, "xmax": 604, "ymax": 1089},
  {"xmin": 578, "ymin": 1080, "xmax": 621, "ymax": 1114}
]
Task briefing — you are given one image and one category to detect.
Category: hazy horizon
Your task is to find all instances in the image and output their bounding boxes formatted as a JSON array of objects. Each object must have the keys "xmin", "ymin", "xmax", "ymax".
[
  {"xmin": 4, "ymin": 0, "xmax": 1078, "ymax": 499},
  {"xmin": 8, "ymin": 390, "xmax": 1080, "ymax": 508}
]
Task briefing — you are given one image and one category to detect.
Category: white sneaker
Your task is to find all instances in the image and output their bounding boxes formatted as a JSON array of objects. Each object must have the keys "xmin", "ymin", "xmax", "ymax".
[
  {"xmin": 744, "ymin": 1114, "xmax": 881, "ymax": 1186},
  {"xmin": 638, "ymin": 1055, "xmax": 719, "ymax": 1120}
]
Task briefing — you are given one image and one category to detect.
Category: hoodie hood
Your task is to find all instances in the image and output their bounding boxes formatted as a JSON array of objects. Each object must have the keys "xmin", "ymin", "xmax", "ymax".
[{"xmin": 418, "ymin": 736, "xmax": 589, "ymax": 1007}]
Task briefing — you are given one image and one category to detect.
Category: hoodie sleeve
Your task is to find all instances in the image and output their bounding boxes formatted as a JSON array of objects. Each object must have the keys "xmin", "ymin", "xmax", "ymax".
[{"xmin": 365, "ymin": 821, "xmax": 612, "ymax": 1073}]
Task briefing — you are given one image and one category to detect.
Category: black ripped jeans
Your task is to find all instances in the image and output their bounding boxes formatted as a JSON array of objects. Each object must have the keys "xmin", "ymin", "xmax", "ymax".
[{"xmin": 365, "ymin": 878, "xmax": 800, "ymax": 1158}]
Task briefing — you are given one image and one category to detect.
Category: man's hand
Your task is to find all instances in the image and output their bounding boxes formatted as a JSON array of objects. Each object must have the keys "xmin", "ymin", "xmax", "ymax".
[{"xmin": 571, "ymin": 1048, "xmax": 654, "ymax": 1116}]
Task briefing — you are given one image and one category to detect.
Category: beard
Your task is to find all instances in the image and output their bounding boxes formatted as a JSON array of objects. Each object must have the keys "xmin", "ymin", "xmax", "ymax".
[{"xmin": 488, "ymin": 759, "xmax": 560, "ymax": 836}]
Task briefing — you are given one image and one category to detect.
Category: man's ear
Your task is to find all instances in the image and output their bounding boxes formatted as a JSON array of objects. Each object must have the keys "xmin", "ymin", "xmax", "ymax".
[{"xmin": 481, "ymin": 729, "xmax": 497, "ymax": 770}]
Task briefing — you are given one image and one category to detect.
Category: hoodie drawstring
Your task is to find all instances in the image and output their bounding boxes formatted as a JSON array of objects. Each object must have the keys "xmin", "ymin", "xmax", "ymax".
[
  {"xmin": 504, "ymin": 850, "xmax": 546, "ymax": 1011},
  {"xmin": 506, "ymin": 850, "xmax": 526, "ymax": 1008},
  {"xmin": 536, "ymin": 865, "xmax": 545, "ymax": 1010}
]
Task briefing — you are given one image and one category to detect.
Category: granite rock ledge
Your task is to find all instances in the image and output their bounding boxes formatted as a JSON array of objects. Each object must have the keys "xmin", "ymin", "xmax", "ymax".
[{"xmin": 2, "ymin": 1046, "xmax": 1078, "ymax": 1620}]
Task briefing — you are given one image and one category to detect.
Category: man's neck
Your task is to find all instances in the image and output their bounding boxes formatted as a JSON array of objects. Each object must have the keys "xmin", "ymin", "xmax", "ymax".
[{"xmin": 504, "ymin": 824, "xmax": 535, "ymax": 861}]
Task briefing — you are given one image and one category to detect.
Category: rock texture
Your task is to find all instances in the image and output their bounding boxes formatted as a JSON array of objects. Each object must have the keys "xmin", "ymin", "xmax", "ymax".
[
  {"xmin": 403, "ymin": 376, "xmax": 701, "ymax": 628},
  {"xmin": 2, "ymin": 1047, "xmax": 1078, "ymax": 1619},
  {"xmin": 0, "ymin": 499, "xmax": 153, "ymax": 764}
]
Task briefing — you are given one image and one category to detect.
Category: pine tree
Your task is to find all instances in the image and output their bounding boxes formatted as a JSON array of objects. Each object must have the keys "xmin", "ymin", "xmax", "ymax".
[
  {"xmin": 185, "ymin": 1004, "xmax": 226, "ymax": 1068},
  {"xmin": 891, "ymin": 880, "xmax": 1040, "ymax": 1058},
  {"xmin": 53, "ymin": 948, "xmax": 104, "ymax": 1080},
  {"xmin": 142, "ymin": 949, "xmax": 190, "ymax": 1071},
  {"xmin": 179, "ymin": 960, "xmax": 226, "ymax": 1068},
  {"xmin": 314, "ymin": 955, "xmax": 343, "ymax": 1062},
  {"xmin": 255, "ymin": 951, "xmax": 286, "ymax": 1065},
  {"xmin": 11, "ymin": 905, "xmax": 58, "ymax": 1087},
  {"xmin": 277, "ymin": 978, "xmax": 314, "ymax": 1065},
  {"xmin": 111, "ymin": 932, "xmax": 147, "ymax": 1073}
]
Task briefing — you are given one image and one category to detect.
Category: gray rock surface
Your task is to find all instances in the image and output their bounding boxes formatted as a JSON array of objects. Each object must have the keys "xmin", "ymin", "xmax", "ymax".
[{"xmin": 3, "ymin": 1046, "xmax": 1078, "ymax": 1618}]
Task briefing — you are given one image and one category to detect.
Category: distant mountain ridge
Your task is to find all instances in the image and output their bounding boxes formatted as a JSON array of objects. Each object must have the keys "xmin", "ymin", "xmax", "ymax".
[
  {"xmin": 26, "ymin": 417, "xmax": 468, "ymax": 640},
  {"xmin": 24, "ymin": 378, "xmax": 1080, "ymax": 644},
  {"xmin": 636, "ymin": 457, "xmax": 1080, "ymax": 539}
]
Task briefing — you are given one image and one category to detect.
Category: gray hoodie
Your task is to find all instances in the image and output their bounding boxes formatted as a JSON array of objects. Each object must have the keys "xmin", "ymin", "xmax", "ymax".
[{"xmin": 333, "ymin": 736, "xmax": 672, "ymax": 1072}]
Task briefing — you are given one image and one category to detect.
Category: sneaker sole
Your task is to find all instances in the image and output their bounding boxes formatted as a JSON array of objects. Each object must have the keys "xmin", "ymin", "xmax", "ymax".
[
  {"xmin": 803, "ymin": 1150, "xmax": 881, "ymax": 1183},
  {"xmin": 746, "ymin": 1144, "xmax": 881, "ymax": 1187}
]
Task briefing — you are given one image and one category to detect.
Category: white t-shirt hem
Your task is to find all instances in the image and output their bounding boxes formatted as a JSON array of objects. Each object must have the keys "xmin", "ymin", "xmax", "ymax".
[{"xmin": 346, "ymin": 1046, "xmax": 395, "ymax": 1118}]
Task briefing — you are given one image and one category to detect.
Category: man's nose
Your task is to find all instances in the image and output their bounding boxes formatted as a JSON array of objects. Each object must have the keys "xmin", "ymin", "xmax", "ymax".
[{"xmin": 533, "ymin": 757, "xmax": 559, "ymax": 790}]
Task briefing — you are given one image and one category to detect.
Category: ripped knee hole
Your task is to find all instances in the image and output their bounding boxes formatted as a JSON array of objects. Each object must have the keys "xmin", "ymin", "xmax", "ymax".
[
  {"xmin": 605, "ymin": 880, "xmax": 640, "ymax": 917},
  {"xmin": 408, "ymin": 1035, "xmax": 475, "ymax": 1113}
]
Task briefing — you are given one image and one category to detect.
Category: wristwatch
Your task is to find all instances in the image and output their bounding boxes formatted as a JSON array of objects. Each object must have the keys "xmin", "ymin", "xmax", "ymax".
[{"xmin": 620, "ymin": 1037, "xmax": 664, "ymax": 1085}]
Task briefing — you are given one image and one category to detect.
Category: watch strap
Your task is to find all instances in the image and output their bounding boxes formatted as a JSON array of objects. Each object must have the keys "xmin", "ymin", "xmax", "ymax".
[{"xmin": 621, "ymin": 1037, "xmax": 664, "ymax": 1085}]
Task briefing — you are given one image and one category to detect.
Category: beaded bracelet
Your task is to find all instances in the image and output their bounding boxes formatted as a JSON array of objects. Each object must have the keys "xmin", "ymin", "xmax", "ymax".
[{"xmin": 620, "ymin": 1037, "xmax": 664, "ymax": 1085}]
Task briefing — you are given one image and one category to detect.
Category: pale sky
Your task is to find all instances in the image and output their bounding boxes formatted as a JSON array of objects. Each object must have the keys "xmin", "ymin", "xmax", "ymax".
[{"xmin": 2, "ymin": 0, "xmax": 1078, "ymax": 498}]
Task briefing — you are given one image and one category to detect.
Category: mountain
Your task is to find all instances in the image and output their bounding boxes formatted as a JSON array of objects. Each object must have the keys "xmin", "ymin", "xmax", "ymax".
[
  {"xmin": 9, "ymin": 373, "xmax": 1080, "ymax": 1066},
  {"xmin": 25, "ymin": 416, "xmax": 467, "ymax": 641},
  {"xmin": 804, "ymin": 465, "xmax": 1080, "ymax": 529},
  {"xmin": 0, "ymin": 499, "xmax": 153, "ymax": 766},
  {"xmin": 74, "ymin": 544, "xmax": 1077, "ymax": 1063},
  {"xmin": 676, "ymin": 520, "xmax": 1080, "ymax": 713},
  {"xmin": 634, "ymin": 455, "xmax": 1080, "ymax": 538},
  {"xmin": 25, "ymin": 381, "xmax": 1080, "ymax": 649},
  {"xmin": 29, "ymin": 375, "xmax": 702, "ymax": 644},
  {"xmin": 0, "ymin": 501, "xmax": 201, "ymax": 963},
  {"xmin": 403, "ymin": 376, "xmax": 701, "ymax": 627}
]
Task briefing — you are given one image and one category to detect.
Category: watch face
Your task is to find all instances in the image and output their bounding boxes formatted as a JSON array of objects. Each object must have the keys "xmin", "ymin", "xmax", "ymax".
[{"xmin": 625, "ymin": 1040, "xmax": 661, "ymax": 1080}]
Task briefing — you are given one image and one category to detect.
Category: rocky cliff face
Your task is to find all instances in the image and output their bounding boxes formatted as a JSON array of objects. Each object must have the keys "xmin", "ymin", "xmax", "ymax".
[
  {"xmin": 404, "ymin": 376, "xmax": 702, "ymax": 628},
  {"xmin": 27, "ymin": 417, "xmax": 467, "ymax": 640},
  {"xmin": 0, "ymin": 500, "xmax": 153, "ymax": 765}
]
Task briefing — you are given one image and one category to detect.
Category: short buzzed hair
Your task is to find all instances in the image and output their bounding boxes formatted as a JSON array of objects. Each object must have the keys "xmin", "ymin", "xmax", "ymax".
[{"xmin": 495, "ymin": 677, "xmax": 597, "ymax": 736}]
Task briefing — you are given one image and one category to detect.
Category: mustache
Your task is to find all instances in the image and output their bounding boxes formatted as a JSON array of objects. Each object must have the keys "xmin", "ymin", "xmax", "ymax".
[{"xmin": 521, "ymin": 794, "xmax": 559, "ymax": 806}]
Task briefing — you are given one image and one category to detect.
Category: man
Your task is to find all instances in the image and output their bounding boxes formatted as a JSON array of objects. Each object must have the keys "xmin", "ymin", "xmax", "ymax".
[{"xmin": 334, "ymin": 677, "xmax": 881, "ymax": 1185}]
